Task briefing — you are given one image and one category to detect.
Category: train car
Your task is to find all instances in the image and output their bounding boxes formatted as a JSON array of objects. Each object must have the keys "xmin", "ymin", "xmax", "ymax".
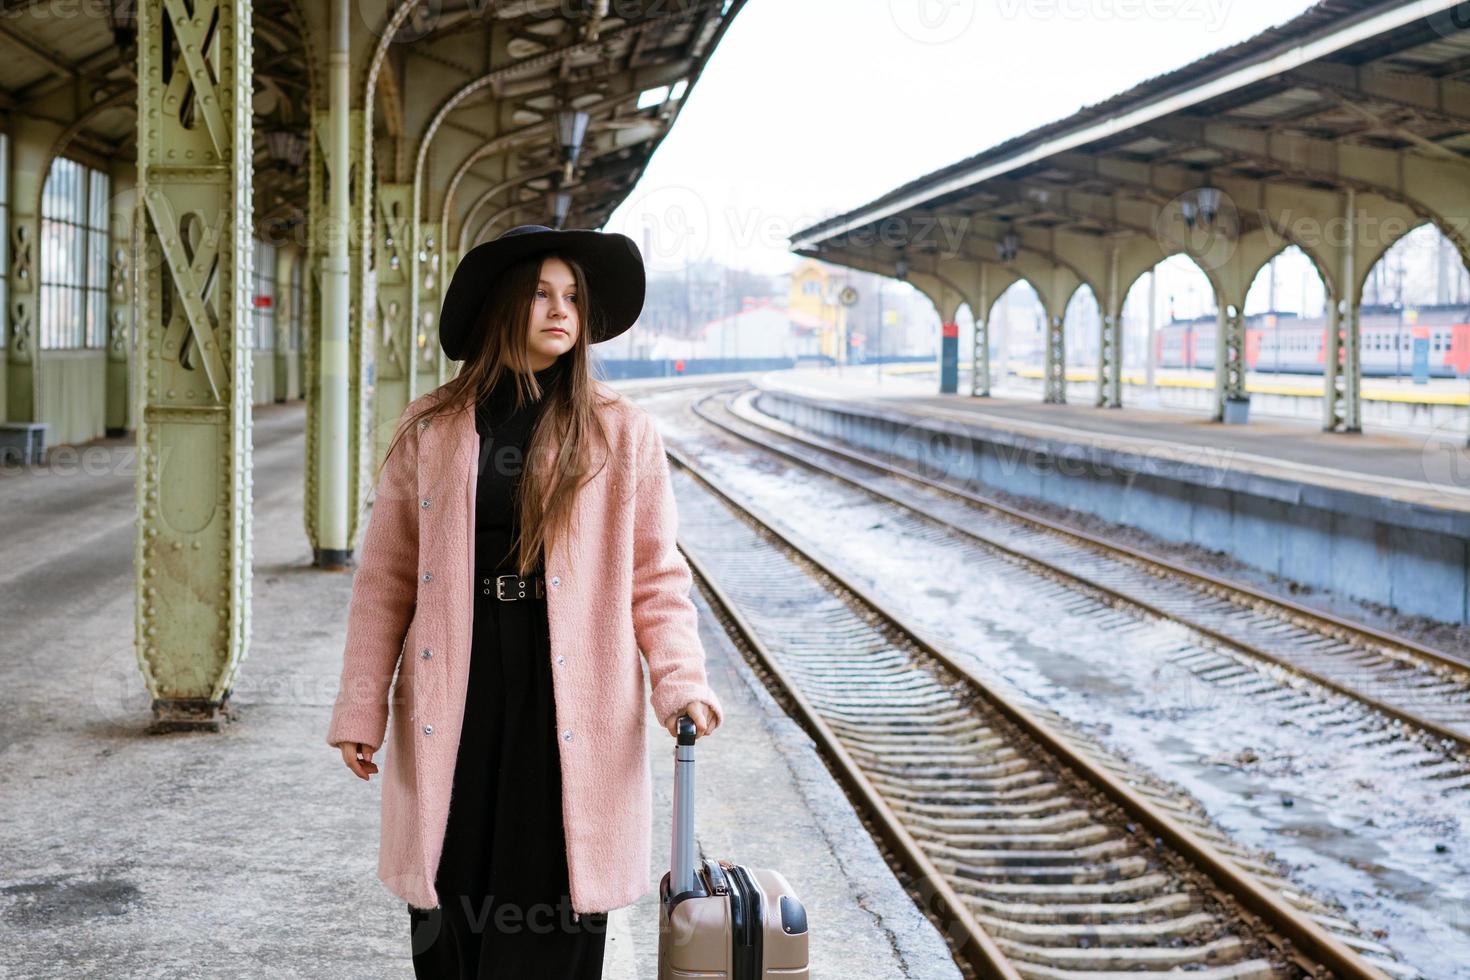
[{"xmin": 1157, "ymin": 305, "xmax": 1470, "ymax": 377}]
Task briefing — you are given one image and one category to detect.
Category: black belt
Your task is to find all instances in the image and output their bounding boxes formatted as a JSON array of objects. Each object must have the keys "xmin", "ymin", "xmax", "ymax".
[{"xmin": 480, "ymin": 573, "xmax": 545, "ymax": 601}]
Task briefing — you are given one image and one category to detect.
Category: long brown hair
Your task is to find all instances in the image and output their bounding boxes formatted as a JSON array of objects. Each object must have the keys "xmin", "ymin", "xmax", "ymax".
[{"xmin": 376, "ymin": 251, "xmax": 614, "ymax": 575}]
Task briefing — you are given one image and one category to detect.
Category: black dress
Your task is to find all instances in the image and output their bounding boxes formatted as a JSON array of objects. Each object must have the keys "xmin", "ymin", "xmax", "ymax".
[{"xmin": 408, "ymin": 356, "xmax": 609, "ymax": 979}]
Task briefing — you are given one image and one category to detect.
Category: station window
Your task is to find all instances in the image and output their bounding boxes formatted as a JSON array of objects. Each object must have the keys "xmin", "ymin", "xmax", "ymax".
[
  {"xmin": 39, "ymin": 157, "xmax": 109, "ymax": 350},
  {"xmin": 252, "ymin": 238, "xmax": 276, "ymax": 350}
]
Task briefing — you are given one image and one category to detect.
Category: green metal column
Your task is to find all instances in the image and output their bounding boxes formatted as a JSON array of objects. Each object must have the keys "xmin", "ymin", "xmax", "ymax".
[
  {"xmin": 106, "ymin": 164, "xmax": 137, "ymax": 437},
  {"xmin": 316, "ymin": 0, "xmax": 352, "ymax": 568},
  {"xmin": 1097, "ymin": 243, "xmax": 1123, "ymax": 409},
  {"xmin": 373, "ymin": 182, "xmax": 413, "ymax": 466},
  {"xmin": 1326, "ymin": 190, "xmax": 1362, "ymax": 433},
  {"xmin": 302, "ymin": 110, "xmax": 324, "ymax": 556},
  {"xmin": 440, "ymin": 245, "xmax": 457, "ymax": 384},
  {"xmin": 349, "ymin": 113, "xmax": 372, "ymax": 550},
  {"xmin": 416, "ymin": 221, "xmax": 442, "ymax": 392},
  {"xmin": 134, "ymin": 0, "xmax": 254, "ymax": 731},
  {"xmin": 970, "ymin": 265, "xmax": 990, "ymax": 398},
  {"xmin": 1043, "ymin": 313, "xmax": 1065, "ymax": 404},
  {"xmin": 4, "ymin": 119, "xmax": 61, "ymax": 424},
  {"xmin": 1213, "ymin": 301, "xmax": 1247, "ymax": 421}
]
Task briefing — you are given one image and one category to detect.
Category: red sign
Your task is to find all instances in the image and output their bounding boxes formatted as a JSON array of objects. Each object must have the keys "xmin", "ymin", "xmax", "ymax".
[
  {"xmin": 674, "ymin": 359, "xmax": 685, "ymax": 373},
  {"xmin": 253, "ymin": 295, "xmax": 273, "ymax": 309},
  {"xmin": 941, "ymin": 321, "xmax": 958, "ymax": 338}
]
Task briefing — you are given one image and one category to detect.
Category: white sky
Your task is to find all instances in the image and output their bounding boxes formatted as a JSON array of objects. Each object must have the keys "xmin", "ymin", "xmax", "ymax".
[{"xmin": 606, "ymin": 0, "xmax": 1324, "ymax": 276}]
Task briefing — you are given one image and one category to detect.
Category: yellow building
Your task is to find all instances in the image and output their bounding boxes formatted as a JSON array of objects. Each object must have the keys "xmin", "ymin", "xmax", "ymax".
[{"xmin": 788, "ymin": 260, "xmax": 849, "ymax": 361}]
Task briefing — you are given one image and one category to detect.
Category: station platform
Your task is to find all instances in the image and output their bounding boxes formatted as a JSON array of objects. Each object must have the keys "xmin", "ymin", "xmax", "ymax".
[
  {"xmin": 753, "ymin": 366, "xmax": 1470, "ymax": 626},
  {"xmin": 0, "ymin": 399, "xmax": 960, "ymax": 979}
]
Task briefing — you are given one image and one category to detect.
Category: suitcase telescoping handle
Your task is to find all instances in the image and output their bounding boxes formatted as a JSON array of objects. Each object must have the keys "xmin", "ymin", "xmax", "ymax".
[{"xmin": 671, "ymin": 714, "xmax": 698, "ymax": 896}]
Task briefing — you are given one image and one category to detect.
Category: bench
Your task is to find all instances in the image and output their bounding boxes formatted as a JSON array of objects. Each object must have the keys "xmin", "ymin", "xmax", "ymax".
[{"xmin": 0, "ymin": 421, "xmax": 47, "ymax": 465}]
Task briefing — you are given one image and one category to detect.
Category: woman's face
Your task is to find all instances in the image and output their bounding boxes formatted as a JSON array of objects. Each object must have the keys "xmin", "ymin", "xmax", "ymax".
[{"xmin": 525, "ymin": 255, "xmax": 579, "ymax": 370}]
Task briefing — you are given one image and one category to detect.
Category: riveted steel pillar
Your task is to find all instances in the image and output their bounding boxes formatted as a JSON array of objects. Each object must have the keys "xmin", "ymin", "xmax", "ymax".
[
  {"xmin": 316, "ymin": 0, "xmax": 352, "ymax": 569},
  {"xmin": 107, "ymin": 164, "xmax": 138, "ymax": 436},
  {"xmin": 135, "ymin": 0, "xmax": 254, "ymax": 731},
  {"xmin": 303, "ymin": 110, "xmax": 325, "ymax": 555},
  {"xmin": 416, "ymin": 221, "xmax": 443, "ymax": 392},
  {"xmin": 349, "ymin": 123, "xmax": 372, "ymax": 550},
  {"xmin": 1097, "ymin": 243, "xmax": 1123, "ymax": 408},
  {"xmin": 970, "ymin": 265, "xmax": 990, "ymax": 398},
  {"xmin": 439, "ymin": 245, "xmax": 457, "ymax": 384},
  {"xmin": 1212, "ymin": 302, "xmax": 1248, "ymax": 421},
  {"xmin": 373, "ymin": 182, "xmax": 413, "ymax": 466},
  {"xmin": 1325, "ymin": 190, "xmax": 1362, "ymax": 433},
  {"xmin": 4, "ymin": 118, "xmax": 62, "ymax": 424},
  {"xmin": 303, "ymin": 105, "xmax": 370, "ymax": 557},
  {"xmin": 1043, "ymin": 313, "xmax": 1065, "ymax": 404}
]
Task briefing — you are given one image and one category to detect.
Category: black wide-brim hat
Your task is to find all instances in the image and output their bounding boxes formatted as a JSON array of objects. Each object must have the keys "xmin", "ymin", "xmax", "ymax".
[{"xmin": 438, "ymin": 224, "xmax": 646, "ymax": 361}]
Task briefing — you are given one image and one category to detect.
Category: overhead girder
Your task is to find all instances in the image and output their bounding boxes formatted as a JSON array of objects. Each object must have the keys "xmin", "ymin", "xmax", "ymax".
[
  {"xmin": 437, "ymin": 82, "xmax": 664, "ymax": 248},
  {"xmin": 466, "ymin": 158, "xmax": 651, "ymax": 249},
  {"xmin": 348, "ymin": 0, "xmax": 742, "ymax": 470},
  {"xmin": 411, "ymin": 7, "xmax": 713, "ymax": 233},
  {"xmin": 1142, "ymin": 116, "xmax": 1470, "ymax": 264},
  {"xmin": 1280, "ymin": 61, "xmax": 1470, "ymax": 127}
]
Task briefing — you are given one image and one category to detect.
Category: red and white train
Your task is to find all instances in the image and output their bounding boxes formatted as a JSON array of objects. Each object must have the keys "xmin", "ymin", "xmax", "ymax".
[{"xmin": 1156, "ymin": 305, "xmax": 1470, "ymax": 377}]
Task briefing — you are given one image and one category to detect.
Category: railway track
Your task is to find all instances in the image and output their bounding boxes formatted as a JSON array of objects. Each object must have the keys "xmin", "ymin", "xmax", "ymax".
[
  {"xmin": 690, "ymin": 383, "xmax": 1470, "ymax": 765},
  {"xmin": 665, "ymin": 439, "xmax": 1411, "ymax": 979}
]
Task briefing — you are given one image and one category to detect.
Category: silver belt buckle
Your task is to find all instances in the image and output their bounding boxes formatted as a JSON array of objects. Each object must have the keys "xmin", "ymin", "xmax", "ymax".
[{"xmin": 495, "ymin": 573, "xmax": 542, "ymax": 600}]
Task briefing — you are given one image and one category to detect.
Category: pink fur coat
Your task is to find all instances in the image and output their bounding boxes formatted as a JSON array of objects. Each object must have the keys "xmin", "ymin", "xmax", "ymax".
[{"xmin": 325, "ymin": 380, "xmax": 725, "ymax": 914}]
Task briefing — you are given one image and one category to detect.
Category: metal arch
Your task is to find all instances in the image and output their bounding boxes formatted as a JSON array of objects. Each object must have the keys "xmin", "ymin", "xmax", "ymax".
[
  {"xmin": 471, "ymin": 200, "xmax": 548, "ymax": 249},
  {"xmin": 455, "ymin": 164, "xmax": 562, "ymax": 256},
  {"xmin": 438, "ymin": 130, "xmax": 548, "ymax": 256},
  {"xmin": 434, "ymin": 67, "xmax": 699, "ymax": 253},
  {"xmin": 1141, "ymin": 117, "xmax": 1470, "ymax": 261},
  {"xmin": 410, "ymin": 4, "xmax": 714, "ymax": 224}
]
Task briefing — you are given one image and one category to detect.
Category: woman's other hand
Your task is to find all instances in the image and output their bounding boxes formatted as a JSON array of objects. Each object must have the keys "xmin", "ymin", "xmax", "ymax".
[
  {"xmin": 665, "ymin": 701, "xmax": 719, "ymax": 738},
  {"xmin": 340, "ymin": 742, "xmax": 380, "ymax": 780}
]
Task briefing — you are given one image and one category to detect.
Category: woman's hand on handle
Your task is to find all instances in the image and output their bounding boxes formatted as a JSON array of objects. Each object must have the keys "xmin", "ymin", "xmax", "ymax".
[
  {"xmin": 665, "ymin": 700, "xmax": 719, "ymax": 738},
  {"xmin": 340, "ymin": 742, "xmax": 380, "ymax": 780}
]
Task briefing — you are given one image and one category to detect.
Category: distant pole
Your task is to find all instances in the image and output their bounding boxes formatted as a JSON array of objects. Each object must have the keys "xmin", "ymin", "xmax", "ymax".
[
  {"xmin": 1145, "ymin": 269, "xmax": 1157, "ymax": 390},
  {"xmin": 876, "ymin": 279, "xmax": 883, "ymax": 386}
]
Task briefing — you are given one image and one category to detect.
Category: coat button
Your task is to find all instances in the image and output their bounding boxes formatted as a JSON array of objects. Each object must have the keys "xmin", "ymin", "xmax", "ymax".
[
  {"xmin": 422, "ymin": 571, "xmax": 433, "ymax": 582},
  {"xmin": 556, "ymin": 655, "xmax": 566, "ymax": 666},
  {"xmin": 562, "ymin": 729, "xmax": 573, "ymax": 742},
  {"xmin": 420, "ymin": 498, "xmax": 431, "ymax": 509},
  {"xmin": 551, "ymin": 576, "xmax": 560, "ymax": 587},
  {"xmin": 421, "ymin": 648, "xmax": 433, "ymax": 660},
  {"xmin": 423, "ymin": 724, "xmax": 434, "ymax": 735},
  {"xmin": 418, "ymin": 419, "xmax": 429, "ymax": 430}
]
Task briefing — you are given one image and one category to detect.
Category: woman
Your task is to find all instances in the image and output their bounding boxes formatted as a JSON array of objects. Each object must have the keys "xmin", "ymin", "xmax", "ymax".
[{"xmin": 325, "ymin": 224, "xmax": 725, "ymax": 979}]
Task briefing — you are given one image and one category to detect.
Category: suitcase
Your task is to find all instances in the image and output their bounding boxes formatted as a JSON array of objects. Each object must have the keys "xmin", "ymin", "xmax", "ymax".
[{"xmin": 657, "ymin": 714, "xmax": 810, "ymax": 979}]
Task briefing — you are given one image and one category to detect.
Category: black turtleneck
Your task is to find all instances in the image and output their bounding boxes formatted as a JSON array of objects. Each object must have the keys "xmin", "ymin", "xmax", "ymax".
[{"xmin": 474, "ymin": 357, "xmax": 565, "ymax": 572}]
